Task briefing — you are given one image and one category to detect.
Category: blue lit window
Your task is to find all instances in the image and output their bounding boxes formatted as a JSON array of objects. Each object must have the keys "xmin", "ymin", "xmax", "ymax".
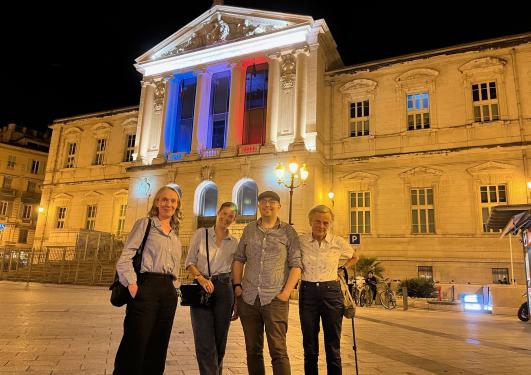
[
  {"xmin": 407, "ymin": 92, "xmax": 430, "ymax": 130},
  {"xmin": 174, "ymin": 77, "xmax": 197, "ymax": 153},
  {"xmin": 209, "ymin": 71, "xmax": 231, "ymax": 149},
  {"xmin": 199, "ymin": 185, "xmax": 218, "ymax": 217},
  {"xmin": 244, "ymin": 63, "xmax": 268, "ymax": 145},
  {"xmin": 237, "ymin": 181, "xmax": 257, "ymax": 217}
]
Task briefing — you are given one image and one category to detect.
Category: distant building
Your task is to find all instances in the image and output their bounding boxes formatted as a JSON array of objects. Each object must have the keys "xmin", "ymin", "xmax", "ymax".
[
  {"xmin": 0, "ymin": 123, "xmax": 49, "ymax": 253},
  {"xmin": 34, "ymin": 4, "xmax": 531, "ymax": 284}
]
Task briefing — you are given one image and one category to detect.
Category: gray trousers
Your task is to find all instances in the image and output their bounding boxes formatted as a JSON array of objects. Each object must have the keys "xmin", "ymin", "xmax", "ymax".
[{"xmin": 190, "ymin": 274, "xmax": 233, "ymax": 375}]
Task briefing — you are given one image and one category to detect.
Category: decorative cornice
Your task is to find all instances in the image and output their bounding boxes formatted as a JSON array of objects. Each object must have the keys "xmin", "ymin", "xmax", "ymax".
[
  {"xmin": 396, "ymin": 68, "xmax": 439, "ymax": 83},
  {"xmin": 467, "ymin": 161, "xmax": 516, "ymax": 176},
  {"xmin": 459, "ymin": 57, "xmax": 506, "ymax": 74},
  {"xmin": 400, "ymin": 166, "xmax": 443, "ymax": 179},
  {"xmin": 340, "ymin": 171, "xmax": 378, "ymax": 182},
  {"xmin": 339, "ymin": 79, "xmax": 378, "ymax": 95}
]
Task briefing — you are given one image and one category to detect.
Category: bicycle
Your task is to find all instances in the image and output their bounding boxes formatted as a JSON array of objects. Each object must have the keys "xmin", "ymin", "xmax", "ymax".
[
  {"xmin": 359, "ymin": 283, "xmax": 373, "ymax": 307},
  {"xmin": 349, "ymin": 276, "xmax": 365, "ymax": 306},
  {"xmin": 378, "ymin": 278, "xmax": 397, "ymax": 309}
]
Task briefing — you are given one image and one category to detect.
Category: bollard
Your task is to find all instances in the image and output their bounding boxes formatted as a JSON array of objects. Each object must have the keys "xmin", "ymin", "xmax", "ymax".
[{"xmin": 402, "ymin": 287, "xmax": 408, "ymax": 310}]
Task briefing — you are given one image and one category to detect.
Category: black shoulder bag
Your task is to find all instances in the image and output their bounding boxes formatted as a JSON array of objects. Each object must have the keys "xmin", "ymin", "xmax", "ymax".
[
  {"xmin": 109, "ymin": 218, "xmax": 152, "ymax": 307},
  {"xmin": 180, "ymin": 228, "xmax": 213, "ymax": 308}
]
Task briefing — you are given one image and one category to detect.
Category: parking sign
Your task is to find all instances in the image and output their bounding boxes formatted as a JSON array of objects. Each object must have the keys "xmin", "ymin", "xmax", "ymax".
[{"xmin": 349, "ymin": 233, "xmax": 361, "ymax": 245}]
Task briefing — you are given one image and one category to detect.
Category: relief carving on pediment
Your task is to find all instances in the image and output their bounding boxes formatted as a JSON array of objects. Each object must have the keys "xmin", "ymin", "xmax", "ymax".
[{"xmin": 159, "ymin": 14, "xmax": 283, "ymax": 59}]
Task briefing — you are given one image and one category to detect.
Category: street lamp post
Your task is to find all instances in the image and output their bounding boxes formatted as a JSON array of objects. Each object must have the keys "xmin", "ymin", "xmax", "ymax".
[{"xmin": 275, "ymin": 161, "xmax": 309, "ymax": 225}]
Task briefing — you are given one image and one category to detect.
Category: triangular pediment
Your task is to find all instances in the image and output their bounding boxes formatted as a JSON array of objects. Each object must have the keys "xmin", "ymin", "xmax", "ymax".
[
  {"xmin": 137, "ymin": 6, "xmax": 314, "ymax": 65},
  {"xmin": 467, "ymin": 161, "xmax": 516, "ymax": 175}
]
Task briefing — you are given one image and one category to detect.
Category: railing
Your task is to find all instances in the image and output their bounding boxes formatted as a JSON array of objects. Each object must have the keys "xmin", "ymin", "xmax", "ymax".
[{"xmin": 238, "ymin": 144, "xmax": 261, "ymax": 155}]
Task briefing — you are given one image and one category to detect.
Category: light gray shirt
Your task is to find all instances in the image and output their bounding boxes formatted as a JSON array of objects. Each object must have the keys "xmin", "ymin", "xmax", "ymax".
[
  {"xmin": 300, "ymin": 232, "xmax": 354, "ymax": 282},
  {"xmin": 116, "ymin": 217, "xmax": 182, "ymax": 288},
  {"xmin": 234, "ymin": 218, "xmax": 302, "ymax": 306},
  {"xmin": 185, "ymin": 226, "xmax": 238, "ymax": 276}
]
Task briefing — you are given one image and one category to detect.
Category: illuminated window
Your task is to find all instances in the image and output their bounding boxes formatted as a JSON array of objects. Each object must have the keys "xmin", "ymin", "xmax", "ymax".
[
  {"xmin": 418, "ymin": 266, "xmax": 433, "ymax": 280},
  {"xmin": 56, "ymin": 207, "xmax": 67, "ymax": 229},
  {"xmin": 244, "ymin": 63, "xmax": 268, "ymax": 145},
  {"xmin": 349, "ymin": 100, "xmax": 369, "ymax": 137},
  {"xmin": 124, "ymin": 134, "xmax": 136, "ymax": 162},
  {"xmin": 237, "ymin": 181, "xmax": 257, "ymax": 223},
  {"xmin": 349, "ymin": 191, "xmax": 371, "ymax": 233},
  {"xmin": 492, "ymin": 268, "xmax": 509, "ymax": 284},
  {"xmin": 411, "ymin": 188, "xmax": 435, "ymax": 234},
  {"xmin": 472, "ymin": 82, "xmax": 499, "ymax": 122},
  {"xmin": 198, "ymin": 184, "xmax": 218, "ymax": 228},
  {"xmin": 86, "ymin": 205, "xmax": 97, "ymax": 230},
  {"xmin": 209, "ymin": 71, "xmax": 231, "ymax": 149},
  {"xmin": 407, "ymin": 92, "xmax": 430, "ymax": 130},
  {"xmin": 175, "ymin": 78, "xmax": 197, "ymax": 153},
  {"xmin": 480, "ymin": 185, "xmax": 507, "ymax": 232},
  {"xmin": 64, "ymin": 143, "xmax": 77, "ymax": 168},
  {"xmin": 117, "ymin": 204, "xmax": 127, "ymax": 234},
  {"xmin": 94, "ymin": 139, "xmax": 106, "ymax": 165}
]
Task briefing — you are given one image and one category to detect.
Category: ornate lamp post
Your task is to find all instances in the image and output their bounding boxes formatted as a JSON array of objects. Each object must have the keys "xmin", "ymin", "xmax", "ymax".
[{"xmin": 275, "ymin": 161, "xmax": 309, "ymax": 225}]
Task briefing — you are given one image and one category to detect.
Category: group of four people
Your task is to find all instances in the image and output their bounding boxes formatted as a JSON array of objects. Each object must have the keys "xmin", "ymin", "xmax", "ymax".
[{"xmin": 113, "ymin": 185, "xmax": 358, "ymax": 375}]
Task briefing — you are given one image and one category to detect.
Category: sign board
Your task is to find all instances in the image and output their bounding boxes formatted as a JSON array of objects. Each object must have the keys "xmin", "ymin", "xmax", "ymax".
[
  {"xmin": 0, "ymin": 224, "xmax": 6, "ymax": 231},
  {"xmin": 349, "ymin": 233, "xmax": 361, "ymax": 245}
]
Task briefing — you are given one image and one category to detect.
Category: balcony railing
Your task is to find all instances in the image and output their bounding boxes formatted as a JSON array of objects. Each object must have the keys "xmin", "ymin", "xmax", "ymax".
[{"xmin": 238, "ymin": 144, "xmax": 261, "ymax": 155}]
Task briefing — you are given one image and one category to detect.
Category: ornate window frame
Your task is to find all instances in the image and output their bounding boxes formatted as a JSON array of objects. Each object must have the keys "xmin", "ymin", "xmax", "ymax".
[
  {"xmin": 339, "ymin": 171, "xmax": 378, "ymax": 236},
  {"xmin": 339, "ymin": 79, "xmax": 377, "ymax": 140}
]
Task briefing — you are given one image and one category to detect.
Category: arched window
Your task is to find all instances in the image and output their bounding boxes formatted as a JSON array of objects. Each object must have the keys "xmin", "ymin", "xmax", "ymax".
[
  {"xmin": 234, "ymin": 179, "xmax": 257, "ymax": 223},
  {"xmin": 197, "ymin": 183, "xmax": 218, "ymax": 228}
]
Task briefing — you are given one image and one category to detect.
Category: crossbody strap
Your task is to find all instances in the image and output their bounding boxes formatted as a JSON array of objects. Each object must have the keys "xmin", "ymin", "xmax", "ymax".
[
  {"xmin": 133, "ymin": 218, "xmax": 151, "ymax": 274},
  {"xmin": 205, "ymin": 228, "xmax": 211, "ymax": 277}
]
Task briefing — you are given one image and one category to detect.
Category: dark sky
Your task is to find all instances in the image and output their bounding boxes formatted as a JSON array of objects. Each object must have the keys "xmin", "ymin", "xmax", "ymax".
[{"xmin": 2, "ymin": 0, "xmax": 528, "ymax": 132}]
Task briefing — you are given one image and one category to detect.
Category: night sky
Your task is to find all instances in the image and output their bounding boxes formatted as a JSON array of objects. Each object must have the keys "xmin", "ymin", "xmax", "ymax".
[{"xmin": 2, "ymin": 0, "xmax": 528, "ymax": 132}]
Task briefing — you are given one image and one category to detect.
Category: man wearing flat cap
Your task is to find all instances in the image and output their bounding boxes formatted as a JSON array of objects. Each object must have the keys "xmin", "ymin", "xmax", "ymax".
[{"xmin": 232, "ymin": 190, "xmax": 302, "ymax": 375}]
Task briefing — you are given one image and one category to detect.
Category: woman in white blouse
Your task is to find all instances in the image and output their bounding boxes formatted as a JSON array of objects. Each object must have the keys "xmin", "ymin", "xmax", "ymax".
[
  {"xmin": 185, "ymin": 202, "xmax": 239, "ymax": 375},
  {"xmin": 299, "ymin": 205, "xmax": 358, "ymax": 375}
]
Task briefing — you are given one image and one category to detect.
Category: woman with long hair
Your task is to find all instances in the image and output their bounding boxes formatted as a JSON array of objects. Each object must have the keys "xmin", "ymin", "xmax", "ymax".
[
  {"xmin": 113, "ymin": 185, "xmax": 183, "ymax": 375},
  {"xmin": 185, "ymin": 202, "xmax": 239, "ymax": 375}
]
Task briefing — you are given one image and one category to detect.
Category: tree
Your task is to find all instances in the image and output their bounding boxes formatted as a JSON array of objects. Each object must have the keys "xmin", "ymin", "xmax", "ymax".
[{"xmin": 353, "ymin": 256, "xmax": 384, "ymax": 278}]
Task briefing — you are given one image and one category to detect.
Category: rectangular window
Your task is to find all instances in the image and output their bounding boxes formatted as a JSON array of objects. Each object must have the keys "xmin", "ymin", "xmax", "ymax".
[
  {"xmin": 480, "ymin": 185, "xmax": 507, "ymax": 232},
  {"xmin": 65, "ymin": 143, "xmax": 77, "ymax": 168},
  {"xmin": 349, "ymin": 100, "xmax": 370, "ymax": 137},
  {"xmin": 56, "ymin": 207, "xmax": 67, "ymax": 229},
  {"xmin": 349, "ymin": 191, "xmax": 371, "ymax": 234},
  {"xmin": 418, "ymin": 266, "xmax": 433, "ymax": 280},
  {"xmin": 407, "ymin": 92, "xmax": 430, "ymax": 130},
  {"xmin": 0, "ymin": 201, "xmax": 8, "ymax": 216},
  {"xmin": 94, "ymin": 139, "xmax": 106, "ymax": 165},
  {"xmin": 86, "ymin": 205, "xmax": 97, "ymax": 230},
  {"xmin": 117, "ymin": 204, "xmax": 127, "ymax": 234},
  {"xmin": 22, "ymin": 204, "xmax": 32, "ymax": 219},
  {"xmin": 209, "ymin": 71, "xmax": 231, "ymax": 149},
  {"xmin": 244, "ymin": 63, "xmax": 268, "ymax": 145},
  {"xmin": 472, "ymin": 82, "xmax": 499, "ymax": 122},
  {"xmin": 30, "ymin": 160, "xmax": 40, "ymax": 174},
  {"xmin": 173, "ymin": 77, "xmax": 197, "ymax": 153},
  {"xmin": 18, "ymin": 229, "xmax": 28, "ymax": 244},
  {"xmin": 492, "ymin": 268, "xmax": 509, "ymax": 284},
  {"xmin": 124, "ymin": 134, "xmax": 136, "ymax": 162},
  {"xmin": 7, "ymin": 155, "xmax": 16, "ymax": 169},
  {"xmin": 411, "ymin": 188, "xmax": 435, "ymax": 234},
  {"xmin": 3, "ymin": 176, "xmax": 12, "ymax": 189},
  {"xmin": 27, "ymin": 181, "xmax": 36, "ymax": 192}
]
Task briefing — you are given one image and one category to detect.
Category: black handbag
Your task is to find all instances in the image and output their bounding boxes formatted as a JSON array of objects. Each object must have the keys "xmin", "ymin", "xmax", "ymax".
[
  {"xmin": 109, "ymin": 218, "xmax": 152, "ymax": 307},
  {"xmin": 180, "ymin": 228, "xmax": 213, "ymax": 308}
]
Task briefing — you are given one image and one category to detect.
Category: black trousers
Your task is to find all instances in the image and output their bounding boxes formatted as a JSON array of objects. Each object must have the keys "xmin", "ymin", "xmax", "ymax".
[
  {"xmin": 299, "ymin": 280, "xmax": 344, "ymax": 375},
  {"xmin": 114, "ymin": 273, "xmax": 178, "ymax": 375}
]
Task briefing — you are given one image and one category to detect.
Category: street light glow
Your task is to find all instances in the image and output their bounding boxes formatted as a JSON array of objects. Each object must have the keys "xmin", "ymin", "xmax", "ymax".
[
  {"xmin": 288, "ymin": 162, "xmax": 299, "ymax": 174},
  {"xmin": 38, "ymin": 207, "xmax": 45, "ymax": 213},
  {"xmin": 328, "ymin": 191, "xmax": 334, "ymax": 200},
  {"xmin": 300, "ymin": 164, "xmax": 308, "ymax": 181},
  {"xmin": 275, "ymin": 163, "xmax": 285, "ymax": 181}
]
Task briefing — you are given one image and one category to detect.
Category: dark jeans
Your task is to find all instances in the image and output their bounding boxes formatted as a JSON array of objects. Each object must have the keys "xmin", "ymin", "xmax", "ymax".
[
  {"xmin": 114, "ymin": 273, "xmax": 178, "ymax": 375},
  {"xmin": 299, "ymin": 280, "xmax": 344, "ymax": 375},
  {"xmin": 190, "ymin": 273, "xmax": 234, "ymax": 375},
  {"xmin": 238, "ymin": 296, "xmax": 290, "ymax": 375}
]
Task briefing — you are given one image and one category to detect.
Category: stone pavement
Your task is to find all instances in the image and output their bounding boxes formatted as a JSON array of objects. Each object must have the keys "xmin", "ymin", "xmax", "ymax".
[{"xmin": 0, "ymin": 281, "xmax": 530, "ymax": 374}]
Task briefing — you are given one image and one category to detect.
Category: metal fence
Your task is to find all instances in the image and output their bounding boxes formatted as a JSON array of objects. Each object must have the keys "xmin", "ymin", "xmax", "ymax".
[{"xmin": 0, "ymin": 227, "xmax": 245, "ymax": 286}]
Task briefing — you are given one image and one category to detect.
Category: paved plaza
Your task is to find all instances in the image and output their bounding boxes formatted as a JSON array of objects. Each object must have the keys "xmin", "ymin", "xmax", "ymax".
[{"xmin": 0, "ymin": 281, "xmax": 530, "ymax": 374}]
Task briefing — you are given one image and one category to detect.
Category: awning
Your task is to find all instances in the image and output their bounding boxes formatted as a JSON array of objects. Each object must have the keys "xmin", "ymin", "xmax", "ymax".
[{"xmin": 487, "ymin": 204, "xmax": 531, "ymax": 236}]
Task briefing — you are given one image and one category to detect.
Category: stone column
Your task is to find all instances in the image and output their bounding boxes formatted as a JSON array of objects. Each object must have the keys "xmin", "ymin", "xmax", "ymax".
[
  {"xmin": 137, "ymin": 80, "xmax": 155, "ymax": 165},
  {"xmin": 226, "ymin": 62, "xmax": 245, "ymax": 153},
  {"xmin": 262, "ymin": 55, "xmax": 280, "ymax": 153},
  {"xmin": 153, "ymin": 76, "xmax": 173, "ymax": 164},
  {"xmin": 289, "ymin": 48, "xmax": 309, "ymax": 151},
  {"xmin": 191, "ymin": 70, "xmax": 211, "ymax": 157}
]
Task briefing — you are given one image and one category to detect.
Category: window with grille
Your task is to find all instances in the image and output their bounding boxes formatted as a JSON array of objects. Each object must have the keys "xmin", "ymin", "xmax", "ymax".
[
  {"xmin": 349, "ymin": 191, "xmax": 371, "ymax": 234},
  {"xmin": 349, "ymin": 100, "xmax": 370, "ymax": 137},
  {"xmin": 7, "ymin": 155, "xmax": 15, "ymax": 169},
  {"xmin": 22, "ymin": 205, "xmax": 32, "ymax": 219},
  {"xmin": 124, "ymin": 134, "xmax": 136, "ymax": 162},
  {"xmin": 472, "ymin": 82, "xmax": 499, "ymax": 122},
  {"xmin": 480, "ymin": 185, "xmax": 507, "ymax": 232},
  {"xmin": 30, "ymin": 160, "xmax": 40, "ymax": 174},
  {"xmin": 418, "ymin": 266, "xmax": 433, "ymax": 280},
  {"xmin": 3, "ymin": 176, "xmax": 12, "ymax": 189},
  {"xmin": 407, "ymin": 92, "xmax": 430, "ymax": 130},
  {"xmin": 56, "ymin": 207, "xmax": 67, "ymax": 228},
  {"xmin": 117, "ymin": 204, "xmax": 127, "ymax": 234},
  {"xmin": 65, "ymin": 143, "xmax": 77, "ymax": 168},
  {"xmin": 411, "ymin": 188, "xmax": 435, "ymax": 234},
  {"xmin": 94, "ymin": 139, "xmax": 106, "ymax": 165},
  {"xmin": 492, "ymin": 268, "xmax": 509, "ymax": 284},
  {"xmin": 18, "ymin": 229, "xmax": 28, "ymax": 244},
  {"xmin": 86, "ymin": 205, "xmax": 97, "ymax": 230},
  {"xmin": 0, "ymin": 201, "xmax": 8, "ymax": 216}
]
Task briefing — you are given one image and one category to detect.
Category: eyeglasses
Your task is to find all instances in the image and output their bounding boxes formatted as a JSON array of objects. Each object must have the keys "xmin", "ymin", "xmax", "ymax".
[{"xmin": 258, "ymin": 199, "xmax": 279, "ymax": 206}]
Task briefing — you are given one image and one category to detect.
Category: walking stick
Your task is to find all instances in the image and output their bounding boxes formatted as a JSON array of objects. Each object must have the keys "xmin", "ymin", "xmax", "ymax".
[{"xmin": 340, "ymin": 269, "xmax": 359, "ymax": 375}]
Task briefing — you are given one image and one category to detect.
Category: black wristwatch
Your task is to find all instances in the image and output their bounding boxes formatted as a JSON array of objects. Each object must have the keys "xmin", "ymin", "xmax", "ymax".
[{"xmin": 232, "ymin": 283, "xmax": 242, "ymax": 290}]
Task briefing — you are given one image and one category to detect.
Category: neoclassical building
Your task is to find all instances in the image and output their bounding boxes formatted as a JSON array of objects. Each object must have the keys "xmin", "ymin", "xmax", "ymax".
[{"xmin": 35, "ymin": 4, "xmax": 531, "ymax": 284}]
